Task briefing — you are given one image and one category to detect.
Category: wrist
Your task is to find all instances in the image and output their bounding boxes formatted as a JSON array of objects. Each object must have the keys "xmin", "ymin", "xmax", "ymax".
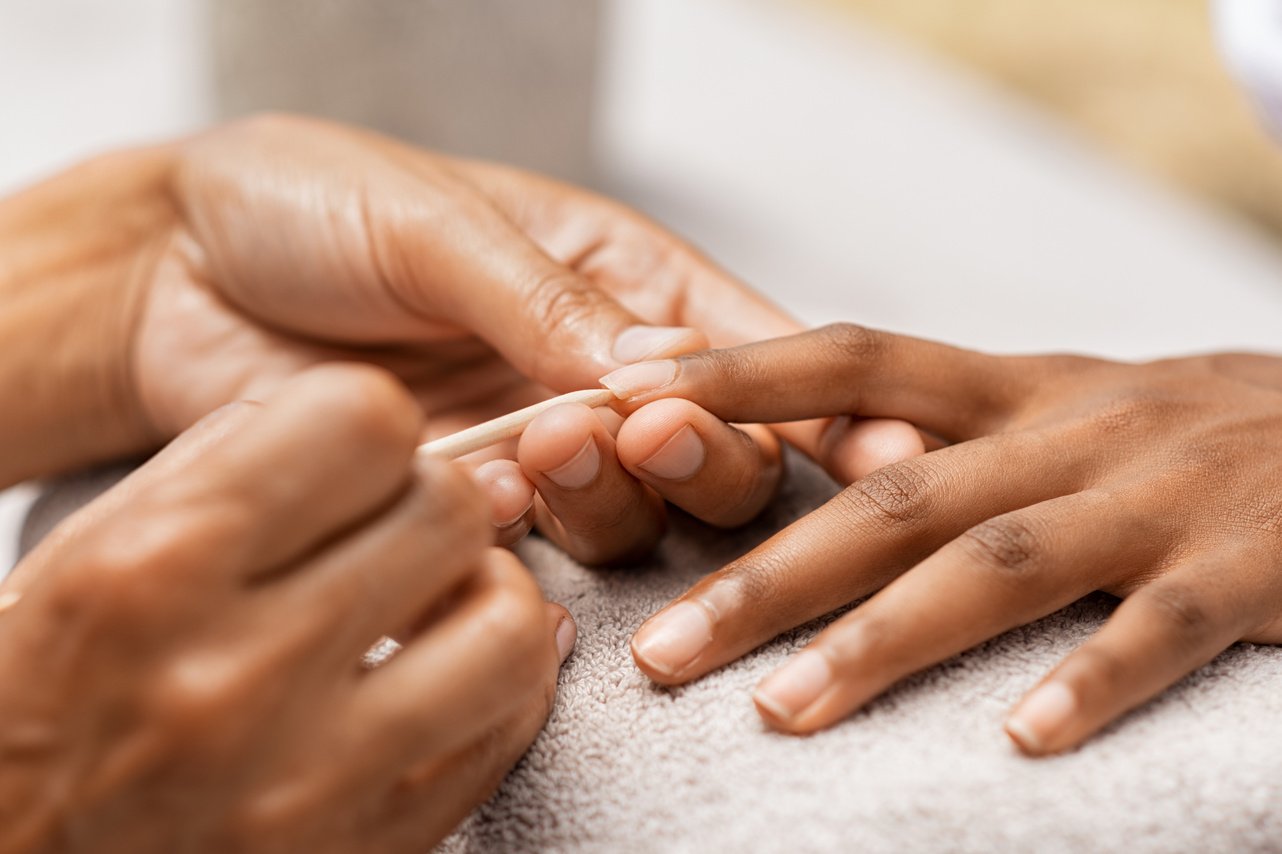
[{"xmin": 0, "ymin": 145, "xmax": 178, "ymax": 485}]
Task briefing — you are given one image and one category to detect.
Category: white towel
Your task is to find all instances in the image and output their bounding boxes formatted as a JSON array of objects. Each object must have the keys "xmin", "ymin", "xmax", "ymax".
[{"xmin": 19, "ymin": 454, "xmax": 1282, "ymax": 852}]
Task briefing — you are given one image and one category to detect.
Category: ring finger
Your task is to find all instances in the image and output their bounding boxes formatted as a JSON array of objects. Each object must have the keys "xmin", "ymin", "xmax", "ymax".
[{"xmin": 751, "ymin": 488, "xmax": 1169, "ymax": 732}]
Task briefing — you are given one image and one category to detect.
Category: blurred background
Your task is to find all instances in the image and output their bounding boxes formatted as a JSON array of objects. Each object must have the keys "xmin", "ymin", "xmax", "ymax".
[{"xmin": 5, "ymin": 0, "xmax": 1282, "ymax": 565}]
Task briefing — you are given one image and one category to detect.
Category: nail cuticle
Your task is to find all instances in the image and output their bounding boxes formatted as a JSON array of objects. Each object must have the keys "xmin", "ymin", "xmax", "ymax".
[
  {"xmin": 494, "ymin": 500, "xmax": 534, "ymax": 529},
  {"xmin": 638, "ymin": 424, "xmax": 705, "ymax": 481},
  {"xmin": 543, "ymin": 438, "xmax": 601, "ymax": 490}
]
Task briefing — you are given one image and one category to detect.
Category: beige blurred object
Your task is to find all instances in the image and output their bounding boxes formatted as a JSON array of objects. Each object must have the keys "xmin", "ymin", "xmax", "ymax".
[
  {"xmin": 828, "ymin": 0, "xmax": 1282, "ymax": 241},
  {"xmin": 208, "ymin": 0, "xmax": 601, "ymax": 184}
]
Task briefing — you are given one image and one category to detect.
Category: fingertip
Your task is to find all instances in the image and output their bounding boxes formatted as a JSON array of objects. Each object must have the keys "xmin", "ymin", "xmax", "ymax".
[
  {"xmin": 823, "ymin": 417, "xmax": 927, "ymax": 484},
  {"xmin": 546, "ymin": 602, "xmax": 578, "ymax": 663},
  {"xmin": 1003, "ymin": 718, "xmax": 1050, "ymax": 757},
  {"xmin": 614, "ymin": 398, "xmax": 704, "ymax": 472},
  {"xmin": 291, "ymin": 363, "xmax": 424, "ymax": 453},
  {"xmin": 517, "ymin": 403, "xmax": 602, "ymax": 476},
  {"xmin": 472, "ymin": 459, "xmax": 535, "ymax": 528},
  {"xmin": 612, "ymin": 325, "xmax": 707, "ymax": 364},
  {"xmin": 1004, "ymin": 680, "xmax": 1078, "ymax": 757},
  {"xmin": 630, "ymin": 600, "xmax": 715, "ymax": 685}
]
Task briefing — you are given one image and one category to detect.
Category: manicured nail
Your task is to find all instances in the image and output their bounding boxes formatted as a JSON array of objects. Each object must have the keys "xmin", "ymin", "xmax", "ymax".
[
  {"xmin": 599, "ymin": 360, "xmax": 678, "ymax": 400},
  {"xmin": 544, "ymin": 438, "xmax": 600, "ymax": 489},
  {"xmin": 753, "ymin": 650, "xmax": 833, "ymax": 723},
  {"xmin": 494, "ymin": 499, "xmax": 534, "ymax": 529},
  {"xmin": 613, "ymin": 325, "xmax": 699, "ymax": 363},
  {"xmin": 1005, "ymin": 681, "xmax": 1076, "ymax": 754},
  {"xmin": 632, "ymin": 601, "xmax": 713, "ymax": 677},
  {"xmin": 638, "ymin": 425, "xmax": 705, "ymax": 481},
  {"xmin": 0, "ymin": 590, "xmax": 20, "ymax": 615},
  {"xmin": 555, "ymin": 616, "xmax": 578, "ymax": 663}
]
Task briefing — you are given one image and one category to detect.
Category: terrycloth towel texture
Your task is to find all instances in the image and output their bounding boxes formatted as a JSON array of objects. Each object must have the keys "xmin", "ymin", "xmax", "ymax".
[{"xmin": 18, "ymin": 452, "xmax": 1282, "ymax": 852}]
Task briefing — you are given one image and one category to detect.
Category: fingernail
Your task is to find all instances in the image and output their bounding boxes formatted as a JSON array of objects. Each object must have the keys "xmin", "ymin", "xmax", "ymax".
[
  {"xmin": 632, "ymin": 601, "xmax": 713, "ymax": 677},
  {"xmin": 1005, "ymin": 681, "xmax": 1076, "ymax": 754},
  {"xmin": 544, "ymin": 438, "xmax": 600, "ymax": 489},
  {"xmin": 613, "ymin": 325, "xmax": 699, "ymax": 363},
  {"xmin": 818, "ymin": 415, "xmax": 853, "ymax": 459},
  {"xmin": 638, "ymin": 425, "xmax": 705, "ymax": 481},
  {"xmin": 0, "ymin": 590, "xmax": 20, "ymax": 615},
  {"xmin": 753, "ymin": 650, "xmax": 833, "ymax": 722},
  {"xmin": 599, "ymin": 360, "xmax": 678, "ymax": 400},
  {"xmin": 555, "ymin": 616, "xmax": 578, "ymax": 663},
  {"xmin": 494, "ymin": 499, "xmax": 534, "ymax": 529}
]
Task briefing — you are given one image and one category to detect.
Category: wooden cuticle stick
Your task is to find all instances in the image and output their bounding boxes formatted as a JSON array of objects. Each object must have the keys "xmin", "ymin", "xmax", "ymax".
[{"xmin": 416, "ymin": 388, "xmax": 618, "ymax": 460}]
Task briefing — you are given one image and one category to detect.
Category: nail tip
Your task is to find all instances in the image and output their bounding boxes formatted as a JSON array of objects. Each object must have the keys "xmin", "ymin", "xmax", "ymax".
[
  {"xmin": 612, "ymin": 325, "xmax": 701, "ymax": 363},
  {"xmin": 1003, "ymin": 718, "xmax": 1044, "ymax": 755},
  {"xmin": 752, "ymin": 690, "xmax": 796, "ymax": 725},
  {"xmin": 0, "ymin": 590, "xmax": 20, "ymax": 614},
  {"xmin": 543, "ymin": 438, "xmax": 601, "ymax": 490},
  {"xmin": 555, "ymin": 617, "xmax": 578, "ymax": 663},
  {"xmin": 630, "ymin": 641, "xmax": 678, "ymax": 680}
]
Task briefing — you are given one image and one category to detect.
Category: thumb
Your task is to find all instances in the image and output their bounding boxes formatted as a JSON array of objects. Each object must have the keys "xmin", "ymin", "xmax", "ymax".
[{"xmin": 393, "ymin": 206, "xmax": 706, "ymax": 390}]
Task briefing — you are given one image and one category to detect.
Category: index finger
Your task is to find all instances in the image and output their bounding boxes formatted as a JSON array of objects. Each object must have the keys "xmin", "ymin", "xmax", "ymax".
[{"xmin": 601, "ymin": 322, "xmax": 1036, "ymax": 443}]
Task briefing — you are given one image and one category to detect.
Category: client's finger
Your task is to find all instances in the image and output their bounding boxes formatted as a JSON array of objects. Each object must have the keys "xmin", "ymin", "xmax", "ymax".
[
  {"xmin": 602, "ymin": 322, "xmax": 1039, "ymax": 442},
  {"xmin": 1005, "ymin": 554, "xmax": 1256, "ymax": 756},
  {"xmin": 518, "ymin": 403, "xmax": 665, "ymax": 566},
  {"xmin": 472, "ymin": 459, "xmax": 537, "ymax": 546},
  {"xmin": 751, "ymin": 490, "xmax": 1163, "ymax": 733},
  {"xmin": 805, "ymin": 415, "xmax": 930, "ymax": 485},
  {"xmin": 615, "ymin": 398, "xmax": 783, "ymax": 528},
  {"xmin": 631, "ymin": 431, "xmax": 1088, "ymax": 684}
]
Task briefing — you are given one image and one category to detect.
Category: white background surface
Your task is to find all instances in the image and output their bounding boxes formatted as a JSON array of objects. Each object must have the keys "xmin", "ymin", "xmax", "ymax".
[{"xmin": 4, "ymin": 0, "xmax": 1282, "ymax": 574}]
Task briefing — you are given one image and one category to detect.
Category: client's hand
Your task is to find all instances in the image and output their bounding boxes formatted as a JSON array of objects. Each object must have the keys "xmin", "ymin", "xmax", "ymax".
[
  {"xmin": 605, "ymin": 324, "xmax": 1282, "ymax": 754},
  {"xmin": 5, "ymin": 112, "xmax": 919, "ymax": 563},
  {"xmin": 0, "ymin": 366, "xmax": 572, "ymax": 852}
]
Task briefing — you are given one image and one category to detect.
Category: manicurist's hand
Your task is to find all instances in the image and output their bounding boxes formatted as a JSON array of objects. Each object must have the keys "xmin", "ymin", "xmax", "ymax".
[
  {"xmin": 605, "ymin": 324, "xmax": 1282, "ymax": 754},
  {"xmin": 0, "ymin": 113, "xmax": 920, "ymax": 564},
  {"xmin": 0, "ymin": 366, "xmax": 573, "ymax": 852}
]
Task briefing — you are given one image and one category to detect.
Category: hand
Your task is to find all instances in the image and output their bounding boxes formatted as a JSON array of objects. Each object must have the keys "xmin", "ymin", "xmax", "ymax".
[
  {"xmin": 605, "ymin": 324, "xmax": 1282, "ymax": 754},
  {"xmin": 0, "ymin": 365, "xmax": 573, "ymax": 852},
  {"xmin": 2, "ymin": 112, "xmax": 919, "ymax": 562}
]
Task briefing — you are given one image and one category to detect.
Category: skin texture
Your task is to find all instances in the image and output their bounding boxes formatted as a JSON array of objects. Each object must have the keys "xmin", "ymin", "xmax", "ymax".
[
  {"xmin": 0, "ymin": 120, "xmax": 830, "ymax": 849},
  {"xmin": 0, "ymin": 115, "xmax": 912, "ymax": 849},
  {"xmin": 0, "ymin": 366, "xmax": 574, "ymax": 853},
  {"xmin": 0, "ymin": 112, "xmax": 918, "ymax": 562},
  {"xmin": 608, "ymin": 323, "xmax": 1282, "ymax": 755}
]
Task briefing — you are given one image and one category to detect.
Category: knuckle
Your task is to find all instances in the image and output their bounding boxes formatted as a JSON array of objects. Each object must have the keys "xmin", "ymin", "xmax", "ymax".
[
  {"xmin": 818, "ymin": 322, "xmax": 881, "ymax": 367},
  {"xmin": 822, "ymin": 614, "xmax": 888, "ymax": 668},
  {"xmin": 63, "ymin": 520, "xmax": 200, "ymax": 619},
  {"xmin": 1142, "ymin": 582, "xmax": 1215, "ymax": 643},
  {"xmin": 304, "ymin": 364, "xmax": 420, "ymax": 454},
  {"xmin": 960, "ymin": 515, "xmax": 1045, "ymax": 580},
  {"xmin": 1068, "ymin": 642, "xmax": 1130, "ymax": 694},
  {"xmin": 1224, "ymin": 496, "xmax": 1282, "ymax": 538},
  {"xmin": 410, "ymin": 456, "xmax": 490, "ymax": 543},
  {"xmin": 148, "ymin": 652, "xmax": 252, "ymax": 740},
  {"xmin": 474, "ymin": 566, "xmax": 547, "ymax": 663},
  {"xmin": 843, "ymin": 461, "xmax": 936, "ymax": 528},
  {"xmin": 720, "ymin": 549, "xmax": 795, "ymax": 618},
  {"xmin": 1088, "ymin": 386, "xmax": 1182, "ymax": 436},
  {"xmin": 524, "ymin": 269, "xmax": 601, "ymax": 337}
]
